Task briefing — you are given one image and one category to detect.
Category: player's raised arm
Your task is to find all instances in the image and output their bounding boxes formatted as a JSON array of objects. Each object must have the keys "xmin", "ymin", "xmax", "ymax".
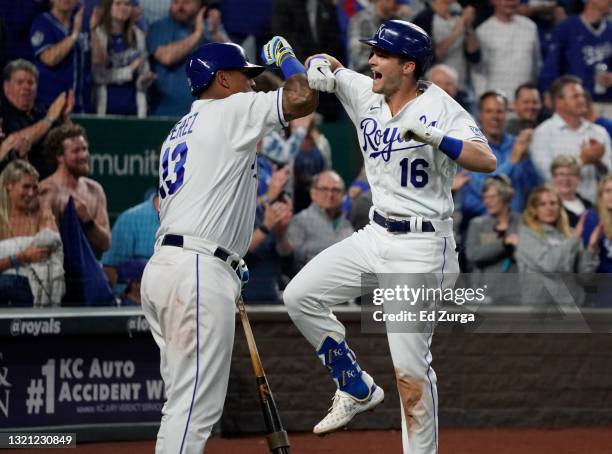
[
  {"xmin": 261, "ymin": 36, "xmax": 318, "ymax": 121},
  {"xmin": 400, "ymin": 119, "xmax": 497, "ymax": 173}
]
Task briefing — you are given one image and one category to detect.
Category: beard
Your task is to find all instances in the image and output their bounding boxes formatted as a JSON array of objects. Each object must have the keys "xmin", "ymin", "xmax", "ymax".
[{"xmin": 67, "ymin": 161, "xmax": 90, "ymax": 178}]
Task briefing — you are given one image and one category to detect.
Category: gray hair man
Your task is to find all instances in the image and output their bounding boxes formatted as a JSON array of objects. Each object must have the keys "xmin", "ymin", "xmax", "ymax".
[{"xmin": 287, "ymin": 170, "xmax": 354, "ymax": 270}]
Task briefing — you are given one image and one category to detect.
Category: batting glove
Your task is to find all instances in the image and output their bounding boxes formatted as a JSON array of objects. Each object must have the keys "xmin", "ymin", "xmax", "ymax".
[
  {"xmin": 399, "ymin": 117, "xmax": 444, "ymax": 148},
  {"xmin": 261, "ymin": 36, "xmax": 295, "ymax": 67},
  {"xmin": 307, "ymin": 56, "xmax": 336, "ymax": 93},
  {"xmin": 236, "ymin": 259, "xmax": 250, "ymax": 287}
]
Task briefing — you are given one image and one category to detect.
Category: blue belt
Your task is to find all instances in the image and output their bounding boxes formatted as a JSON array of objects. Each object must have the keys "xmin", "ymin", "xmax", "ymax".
[
  {"xmin": 373, "ymin": 211, "xmax": 435, "ymax": 233},
  {"xmin": 161, "ymin": 234, "xmax": 240, "ymax": 269}
]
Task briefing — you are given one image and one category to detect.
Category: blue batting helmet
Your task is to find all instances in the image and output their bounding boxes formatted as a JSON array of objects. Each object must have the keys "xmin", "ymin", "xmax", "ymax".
[
  {"xmin": 359, "ymin": 20, "xmax": 433, "ymax": 75},
  {"xmin": 186, "ymin": 43, "xmax": 265, "ymax": 95}
]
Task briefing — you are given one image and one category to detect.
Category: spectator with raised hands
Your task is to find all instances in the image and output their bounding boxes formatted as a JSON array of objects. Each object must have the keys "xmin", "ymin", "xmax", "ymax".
[
  {"xmin": 582, "ymin": 175, "xmax": 612, "ymax": 273},
  {"xmin": 466, "ymin": 176, "xmax": 520, "ymax": 273},
  {"xmin": 292, "ymin": 112, "xmax": 332, "ymax": 213},
  {"xmin": 459, "ymin": 91, "xmax": 540, "ymax": 231},
  {"xmin": 147, "ymin": 0, "xmax": 230, "ymax": 116},
  {"xmin": 244, "ymin": 192, "xmax": 293, "ymax": 304},
  {"xmin": 465, "ymin": 176, "xmax": 520, "ymax": 304},
  {"xmin": 1, "ymin": 59, "xmax": 73, "ymax": 178},
  {"xmin": 516, "ymin": 185, "xmax": 600, "ymax": 306},
  {"xmin": 0, "ymin": 160, "xmax": 65, "ymax": 307},
  {"xmin": 91, "ymin": 0, "xmax": 156, "ymax": 117},
  {"xmin": 29, "ymin": 0, "xmax": 91, "ymax": 112},
  {"xmin": 531, "ymin": 75, "xmax": 611, "ymax": 203}
]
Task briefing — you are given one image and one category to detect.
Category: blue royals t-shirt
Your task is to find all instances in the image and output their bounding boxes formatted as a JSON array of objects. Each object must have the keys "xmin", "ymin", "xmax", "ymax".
[
  {"xmin": 105, "ymin": 33, "xmax": 139, "ymax": 115},
  {"xmin": 29, "ymin": 11, "xmax": 91, "ymax": 112}
]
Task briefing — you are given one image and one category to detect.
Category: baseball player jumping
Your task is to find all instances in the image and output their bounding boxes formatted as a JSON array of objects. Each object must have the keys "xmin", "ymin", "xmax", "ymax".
[
  {"xmin": 283, "ymin": 21, "xmax": 496, "ymax": 453},
  {"xmin": 141, "ymin": 39, "xmax": 317, "ymax": 453}
]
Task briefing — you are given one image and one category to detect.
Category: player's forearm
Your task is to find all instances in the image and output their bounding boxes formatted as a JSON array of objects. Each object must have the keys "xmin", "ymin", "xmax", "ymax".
[
  {"xmin": 455, "ymin": 141, "xmax": 497, "ymax": 173},
  {"xmin": 282, "ymin": 74, "xmax": 318, "ymax": 121},
  {"xmin": 155, "ymin": 31, "xmax": 202, "ymax": 66},
  {"xmin": 40, "ymin": 34, "xmax": 78, "ymax": 67}
]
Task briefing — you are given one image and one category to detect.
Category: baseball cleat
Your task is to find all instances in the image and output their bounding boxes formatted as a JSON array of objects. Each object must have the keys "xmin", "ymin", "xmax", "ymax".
[{"xmin": 313, "ymin": 372, "xmax": 384, "ymax": 435}]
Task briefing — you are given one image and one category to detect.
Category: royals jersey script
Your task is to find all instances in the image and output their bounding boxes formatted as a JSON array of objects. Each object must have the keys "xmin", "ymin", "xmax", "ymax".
[
  {"xmin": 334, "ymin": 68, "xmax": 486, "ymax": 220},
  {"xmin": 156, "ymin": 88, "xmax": 287, "ymax": 256}
]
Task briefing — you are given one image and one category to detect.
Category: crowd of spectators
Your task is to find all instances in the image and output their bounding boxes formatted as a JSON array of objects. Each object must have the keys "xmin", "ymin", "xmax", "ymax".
[{"xmin": 0, "ymin": 0, "xmax": 611, "ymax": 308}]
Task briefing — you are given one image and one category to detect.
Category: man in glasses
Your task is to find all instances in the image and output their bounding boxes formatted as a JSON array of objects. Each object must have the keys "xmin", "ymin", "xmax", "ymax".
[{"xmin": 287, "ymin": 170, "xmax": 354, "ymax": 270}]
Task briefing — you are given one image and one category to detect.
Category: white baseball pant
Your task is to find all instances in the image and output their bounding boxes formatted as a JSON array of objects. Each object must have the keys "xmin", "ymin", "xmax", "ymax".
[
  {"xmin": 141, "ymin": 241, "xmax": 241, "ymax": 454},
  {"xmin": 283, "ymin": 219, "xmax": 459, "ymax": 454}
]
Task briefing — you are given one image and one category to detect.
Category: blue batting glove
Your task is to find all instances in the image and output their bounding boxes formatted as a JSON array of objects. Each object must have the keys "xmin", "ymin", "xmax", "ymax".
[
  {"xmin": 261, "ymin": 36, "xmax": 294, "ymax": 67},
  {"xmin": 236, "ymin": 259, "xmax": 250, "ymax": 286}
]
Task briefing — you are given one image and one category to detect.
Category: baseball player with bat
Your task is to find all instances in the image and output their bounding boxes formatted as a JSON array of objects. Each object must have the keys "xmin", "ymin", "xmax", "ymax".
[
  {"xmin": 283, "ymin": 21, "xmax": 497, "ymax": 453},
  {"xmin": 141, "ymin": 38, "xmax": 317, "ymax": 453}
]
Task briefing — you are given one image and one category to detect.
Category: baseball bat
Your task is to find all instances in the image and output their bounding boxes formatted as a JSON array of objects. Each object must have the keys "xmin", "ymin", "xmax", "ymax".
[{"xmin": 235, "ymin": 295, "xmax": 291, "ymax": 454}]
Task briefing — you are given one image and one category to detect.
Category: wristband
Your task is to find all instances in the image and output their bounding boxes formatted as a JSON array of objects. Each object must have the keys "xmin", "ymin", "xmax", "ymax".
[
  {"xmin": 259, "ymin": 224, "xmax": 271, "ymax": 235},
  {"xmin": 438, "ymin": 136, "xmax": 463, "ymax": 160},
  {"xmin": 279, "ymin": 54, "xmax": 305, "ymax": 80}
]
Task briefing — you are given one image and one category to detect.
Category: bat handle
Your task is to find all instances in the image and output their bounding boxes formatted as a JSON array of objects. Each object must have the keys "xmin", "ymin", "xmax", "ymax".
[{"xmin": 267, "ymin": 430, "xmax": 290, "ymax": 454}]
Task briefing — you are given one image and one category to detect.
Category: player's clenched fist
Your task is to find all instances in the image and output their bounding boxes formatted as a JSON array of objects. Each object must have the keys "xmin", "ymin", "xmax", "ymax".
[
  {"xmin": 399, "ymin": 117, "xmax": 445, "ymax": 148},
  {"xmin": 261, "ymin": 36, "xmax": 295, "ymax": 67},
  {"xmin": 307, "ymin": 56, "xmax": 336, "ymax": 92}
]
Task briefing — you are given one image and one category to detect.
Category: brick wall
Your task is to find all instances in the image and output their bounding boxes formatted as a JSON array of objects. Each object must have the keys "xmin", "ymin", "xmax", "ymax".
[{"xmin": 220, "ymin": 310, "xmax": 612, "ymax": 433}]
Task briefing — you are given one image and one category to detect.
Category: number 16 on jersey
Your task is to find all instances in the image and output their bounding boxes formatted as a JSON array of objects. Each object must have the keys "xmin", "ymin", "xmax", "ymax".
[{"xmin": 399, "ymin": 157, "xmax": 429, "ymax": 188}]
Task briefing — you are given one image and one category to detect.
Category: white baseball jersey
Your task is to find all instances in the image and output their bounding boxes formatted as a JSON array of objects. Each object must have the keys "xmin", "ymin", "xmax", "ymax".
[
  {"xmin": 334, "ymin": 68, "xmax": 486, "ymax": 220},
  {"xmin": 156, "ymin": 89, "xmax": 286, "ymax": 257}
]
